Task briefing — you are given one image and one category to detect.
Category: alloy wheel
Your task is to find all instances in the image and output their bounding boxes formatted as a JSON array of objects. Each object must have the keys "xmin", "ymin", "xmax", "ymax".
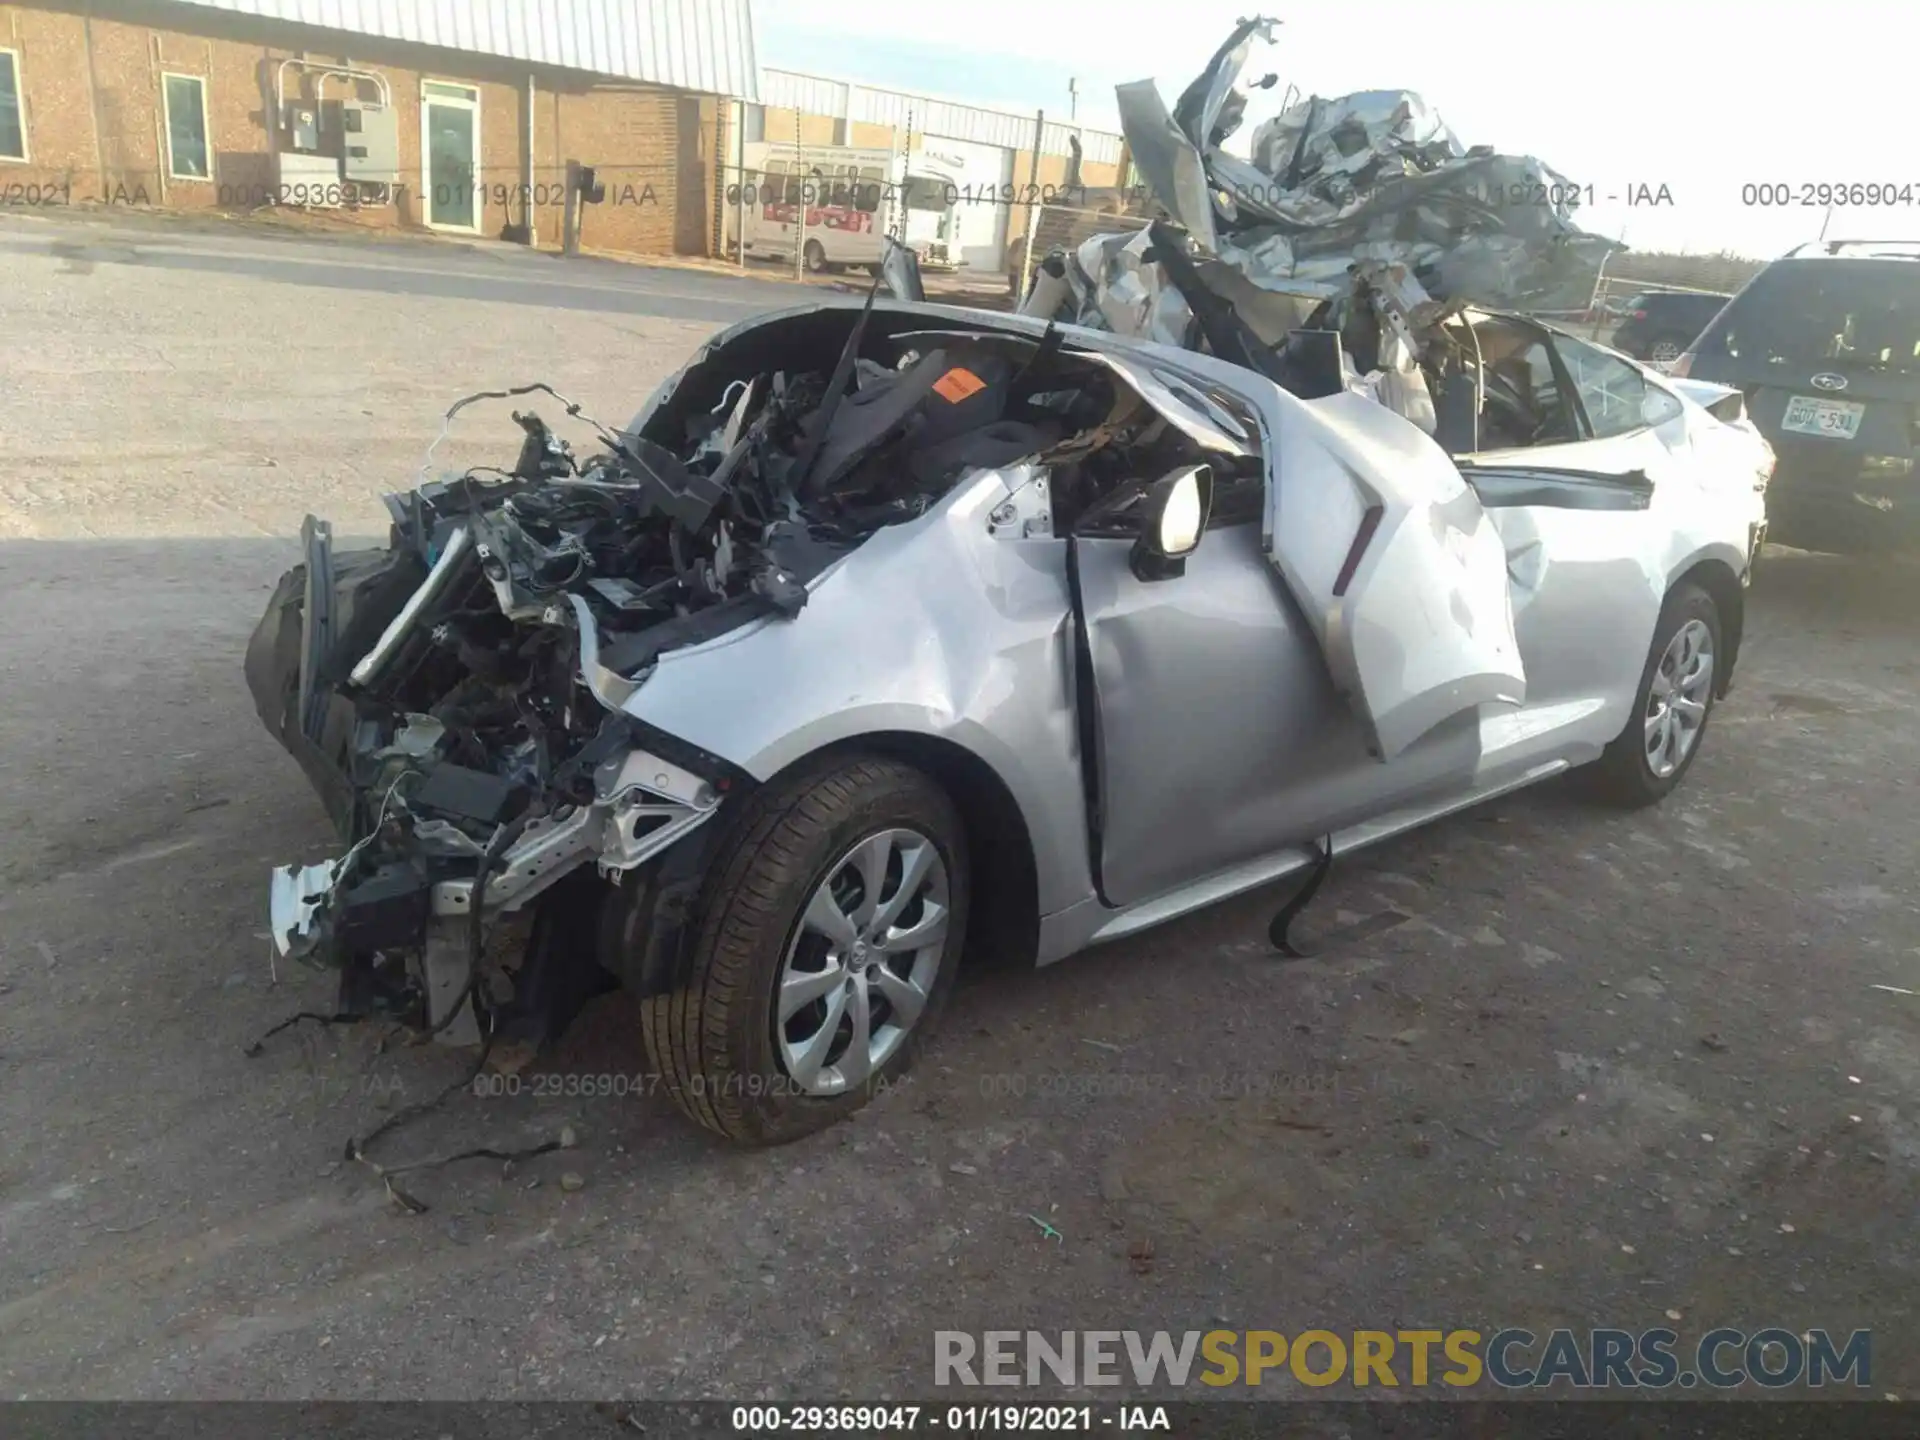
[
  {"xmin": 774, "ymin": 828, "xmax": 950, "ymax": 1096},
  {"xmin": 1644, "ymin": 618, "xmax": 1714, "ymax": 779}
]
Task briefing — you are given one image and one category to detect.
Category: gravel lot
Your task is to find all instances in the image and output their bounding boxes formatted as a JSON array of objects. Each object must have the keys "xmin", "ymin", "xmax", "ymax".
[{"xmin": 1, "ymin": 216, "xmax": 1917, "ymax": 1402}]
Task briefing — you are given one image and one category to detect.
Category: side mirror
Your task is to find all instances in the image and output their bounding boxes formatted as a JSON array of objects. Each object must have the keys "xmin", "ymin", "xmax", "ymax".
[{"xmin": 1129, "ymin": 464, "xmax": 1213, "ymax": 582}]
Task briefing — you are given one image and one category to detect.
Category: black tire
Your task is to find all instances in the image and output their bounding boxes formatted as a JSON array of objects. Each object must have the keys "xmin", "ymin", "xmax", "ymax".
[
  {"xmin": 1588, "ymin": 582, "xmax": 1722, "ymax": 808},
  {"xmin": 803, "ymin": 239, "xmax": 828, "ymax": 274},
  {"xmin": 640, "ymin": 753, "xmax": 970, "ymax": 1145},
  {"xmin": 1646, "ymin": 334, "xmax": 1689, "ymax": 364}
]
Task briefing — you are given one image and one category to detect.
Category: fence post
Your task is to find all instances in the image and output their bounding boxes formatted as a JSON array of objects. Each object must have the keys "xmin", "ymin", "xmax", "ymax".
[
  {"xmin": 1587, "ymin": 245, "xmax": 1620, "ymax": 339},
  {"xmin": 1018, "ymin": 202, "xmax": 1043, "ymax": 307},
  {"xmin": 523, "ymin": 74, "xmax": 538, "ymax": 247},
  {"xmin": 793, "ymin": 110, "xmax": 806, "ymax": 282},
  {"xmin": 1020, "ymin": 108, "xmax": 1046, "ymax": 290}
]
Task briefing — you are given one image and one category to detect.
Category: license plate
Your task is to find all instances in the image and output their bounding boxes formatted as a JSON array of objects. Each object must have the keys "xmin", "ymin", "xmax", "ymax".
[{"xmin": 1781, "ymin": 394, "xmax": 1865, "ymax": 439}]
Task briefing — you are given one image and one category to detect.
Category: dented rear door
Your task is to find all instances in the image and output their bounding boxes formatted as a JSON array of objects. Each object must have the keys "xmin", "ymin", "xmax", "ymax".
[{"xmin": 1260, "ymin": 389, "xmax": 1527, "ymax": 760}]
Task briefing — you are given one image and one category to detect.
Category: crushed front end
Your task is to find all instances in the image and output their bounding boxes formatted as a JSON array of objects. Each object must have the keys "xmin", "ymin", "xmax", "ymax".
[
  {"xmin": 241, "ymin": 362, "xmax": 895, "ymax": 1045},
  {"xmin": 243, "ymin": 286, "xmax": 1085, "ymax": 1050},
  {"xmin": 244, "ymin": 418, "xmax": 760, "ymax": 1044}
]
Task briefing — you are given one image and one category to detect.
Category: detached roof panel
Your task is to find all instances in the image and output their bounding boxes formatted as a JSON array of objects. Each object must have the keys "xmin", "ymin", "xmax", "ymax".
[{"xmin": 167, "ymin": 0, "xmax": 761, "ymax": 99}]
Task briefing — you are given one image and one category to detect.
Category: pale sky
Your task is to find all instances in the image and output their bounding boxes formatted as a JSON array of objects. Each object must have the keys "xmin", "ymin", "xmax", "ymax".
[{"xmin": 758, "ymin": 0, "xmax": 1920, "ymax": 258}]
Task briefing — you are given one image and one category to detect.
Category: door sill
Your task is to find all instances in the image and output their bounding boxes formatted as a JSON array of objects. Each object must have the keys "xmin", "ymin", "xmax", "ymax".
[{"xmin": 1072, "ymin": 757, "xmax": 1570, "ymax": 952}]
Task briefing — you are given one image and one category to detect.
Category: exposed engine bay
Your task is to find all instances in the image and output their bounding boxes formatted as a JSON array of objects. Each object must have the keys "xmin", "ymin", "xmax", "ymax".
[{"xmin": 246, "ymin": 292, "xmax": 1255, "ymax": 1048}]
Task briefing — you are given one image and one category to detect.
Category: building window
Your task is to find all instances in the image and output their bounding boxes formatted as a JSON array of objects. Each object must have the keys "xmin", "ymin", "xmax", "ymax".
[
  {"xmin": 162, "ymin": 72, "xmax": 211, "ymax": 180},
  {"xmin": 0, "ymin": 49, "xmax": 26, "ymax": 162}
]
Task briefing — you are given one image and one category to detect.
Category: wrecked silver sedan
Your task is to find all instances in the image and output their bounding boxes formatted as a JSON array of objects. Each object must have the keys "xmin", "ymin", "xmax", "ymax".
[{"xmin": 247, "ymin": 267, "xmax": 1770, "ymax": 1145}]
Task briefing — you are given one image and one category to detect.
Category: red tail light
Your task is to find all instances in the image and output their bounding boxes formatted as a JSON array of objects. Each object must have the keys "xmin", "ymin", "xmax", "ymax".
[{"xmin": 1631, "ymin": 309, "xmax": 1648, "ymax": 320}]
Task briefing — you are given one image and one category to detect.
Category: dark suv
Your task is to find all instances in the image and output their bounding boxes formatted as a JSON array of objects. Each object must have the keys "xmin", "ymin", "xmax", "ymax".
[
  {"xmin": 1675, "ymin": 242, "xmax": 1920, "ymax": 552},
  {"xmin": 1611, "ymin": 290, "xmax": 1732, "ymax": 364}
]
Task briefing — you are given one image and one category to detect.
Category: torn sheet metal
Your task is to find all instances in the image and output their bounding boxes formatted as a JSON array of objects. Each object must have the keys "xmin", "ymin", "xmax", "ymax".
[
  {"xmin": 1025, "ymin": 16, "xmax": 1620, "ymax": 433},
  {"xmin": 1339, "ymin": 260, "xmax": 1441, "ymax": 433},
  {"xmin": 1227, "ymin": 145, "xmax": 1614, "ymax": 311},
  {"xmin": 878, "ymin": 233, "xmax": 927, "ymax": 303},
  {"xmin": 1247, "ymin": 89, "xmax": 1464, "ymax": 216},
  {"xmin": 1062, "ymin": 227, "xmax": 1196, "ymax": 348},
  {"xmin": 1077, "ymin": 350, "xmax": 1255, "ymax": 457},
  {"xmin": 269, "ymin": 858, "xmax": 348, "ymax": 963},
  {"xmin": 1171, "ymin": 16, "xmax": 1282, "ymax": 158},
  {"xmin": 1115, "ymin": 77, "xmax": 1224, "ymax": 255},
  {"xmin": 1091, "ymin": 17, "xmax": 1615, "ymax": 332}
]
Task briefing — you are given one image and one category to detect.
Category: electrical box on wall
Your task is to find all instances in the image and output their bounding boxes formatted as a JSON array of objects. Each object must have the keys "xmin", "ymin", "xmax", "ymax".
[
  {"xmin": 341, "ymin": 104, "xmax": 401, "ymax": 186},
  {"xmin": 283, "ymin": 102, "xmax": 321, "ymax": 154},
  {"xmin": 273, "ymin": 150, "xmax": 345, "ymax": 203}
]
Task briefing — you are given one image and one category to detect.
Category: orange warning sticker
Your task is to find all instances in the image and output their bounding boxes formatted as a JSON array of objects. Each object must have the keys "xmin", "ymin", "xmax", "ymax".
[{"xmin": 932, "ymin": 366, "xmax": 987, "ymax": 403}]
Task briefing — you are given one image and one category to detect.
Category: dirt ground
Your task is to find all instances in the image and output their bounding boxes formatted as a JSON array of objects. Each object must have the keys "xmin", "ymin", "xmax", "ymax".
[{"xmin": 1, "ymin": 220, "xmax": 1917, "ymax": 1403}]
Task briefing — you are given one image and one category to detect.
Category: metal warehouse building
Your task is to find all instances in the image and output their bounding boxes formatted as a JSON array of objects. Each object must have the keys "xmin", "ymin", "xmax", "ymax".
[
  {"xmin": 747, "ymin": 69, "xmax": 1126, "ymax": 276},
  {"xmin": 0, "ymin": 0, "xmax": 759, "ymax": 255}
]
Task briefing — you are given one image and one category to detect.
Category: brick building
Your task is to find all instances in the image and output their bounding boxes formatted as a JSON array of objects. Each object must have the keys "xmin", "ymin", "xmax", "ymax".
[{"xmin": 0, "ymin": 0, "xmax": 759, "ymax": 256}]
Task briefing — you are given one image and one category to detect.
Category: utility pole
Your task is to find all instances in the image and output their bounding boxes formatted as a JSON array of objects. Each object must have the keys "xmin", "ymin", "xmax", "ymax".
[
  {"xmin": 1068, "ymin": 78, "xmax": 1078, "ymax": 122},
  {"xmin": 1819, "ymin": 202, "xmax": 1835, "ymax": 242}
]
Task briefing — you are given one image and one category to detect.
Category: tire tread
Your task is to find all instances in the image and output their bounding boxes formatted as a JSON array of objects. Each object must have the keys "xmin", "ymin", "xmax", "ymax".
[
  {"xmin": 640, "ymin": 754, "xmax": 964, "ymax": 1145},
  {"xmin": 1588, "ymin": 582, "xmax": 1720, "ymax": 809}
]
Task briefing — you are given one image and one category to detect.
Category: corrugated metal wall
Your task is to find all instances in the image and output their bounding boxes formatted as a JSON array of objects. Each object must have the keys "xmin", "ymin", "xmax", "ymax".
[
  {"xmin": 166, "ymin": 0, "xmax": 761, "ymax": 98},
  {"xmin": 762, "ymin": 67, "xmax": 1122, "ymax": 165}
]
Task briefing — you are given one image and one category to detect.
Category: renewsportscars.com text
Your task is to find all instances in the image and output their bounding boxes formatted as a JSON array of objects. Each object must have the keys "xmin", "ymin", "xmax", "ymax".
[{"xmin": 934, "ymin": 1328, "xmax": 1872, "ymax": 1390}]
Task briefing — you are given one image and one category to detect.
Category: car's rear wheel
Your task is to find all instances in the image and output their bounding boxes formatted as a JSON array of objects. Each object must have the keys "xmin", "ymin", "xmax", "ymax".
[
  {"xmin": 803, "ymin": 239, "xmax": 829, "ymax": 274},
  {"xmin": 640, "ymin": 754, "xmax": 969, "ymax": 1145},
  {"xmin": 1588, "ymin": 582, "xmax": 1721, "ymax": 807},
  {"xmin": 1647, "ymin": 336, "xmax": 1687, "ymax": 364}
]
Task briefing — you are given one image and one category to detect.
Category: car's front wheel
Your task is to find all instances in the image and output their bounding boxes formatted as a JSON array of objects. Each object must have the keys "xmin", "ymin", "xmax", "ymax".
[
  {"xmin": 1589, "ymin": 582, "xmax": 1721, "ymax": 807},
  {"xmin": 640, "ymin": 753, "xmax": 969, "ymax": 1144}
]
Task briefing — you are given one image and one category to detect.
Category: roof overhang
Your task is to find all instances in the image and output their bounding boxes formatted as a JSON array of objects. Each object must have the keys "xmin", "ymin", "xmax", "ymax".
[{"xmin": 165, "ymin": 0, "xmax": 761, "ymax": 100}]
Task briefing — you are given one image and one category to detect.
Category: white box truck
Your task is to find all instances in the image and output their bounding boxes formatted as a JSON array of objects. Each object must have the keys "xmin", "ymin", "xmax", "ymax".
[{"xmin": 733, "ymin": 144, "xmax": 964, "ymax": 273}]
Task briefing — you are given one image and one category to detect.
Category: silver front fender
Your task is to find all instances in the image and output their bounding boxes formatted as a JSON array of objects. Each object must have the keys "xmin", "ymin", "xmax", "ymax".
[{"xmin": 616, "ymin": 468, "xmax": 1096, "ymax": 917}]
